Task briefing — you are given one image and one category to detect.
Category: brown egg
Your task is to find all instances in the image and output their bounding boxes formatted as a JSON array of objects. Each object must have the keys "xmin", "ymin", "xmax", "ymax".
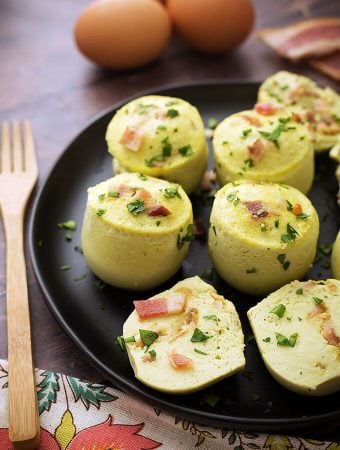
[
  {"xmin": 167, "ymin": 0, "xmax": 254, "ymax": 54},
  {"xmin": 74, "ymin": 0, "xmax": 172, "ymax": 70}
]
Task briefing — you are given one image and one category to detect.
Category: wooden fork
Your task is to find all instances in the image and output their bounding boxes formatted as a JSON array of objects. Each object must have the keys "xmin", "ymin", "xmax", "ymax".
[{"xmin": 0, "ymin": 122, "xmax": 40, "ymax": 449}]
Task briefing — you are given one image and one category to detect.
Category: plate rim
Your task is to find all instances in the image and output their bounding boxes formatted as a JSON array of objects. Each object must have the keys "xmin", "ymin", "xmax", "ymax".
[{"xmin": 28, "ymin": 80, "xmax": 340, "ymax": 432}]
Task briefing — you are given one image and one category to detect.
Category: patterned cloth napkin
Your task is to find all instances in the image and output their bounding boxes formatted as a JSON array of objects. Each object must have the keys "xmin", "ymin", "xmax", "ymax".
[{"xmin": 0, "ymin": 360, "xmax": 338, "ymax": 449}]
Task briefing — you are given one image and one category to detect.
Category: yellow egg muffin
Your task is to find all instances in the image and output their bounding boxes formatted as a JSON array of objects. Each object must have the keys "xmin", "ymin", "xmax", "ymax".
[
  {"xmin": 331, "ymin": 231, "xmax": 340, "ymax": 280},
  {"xmin": 258, "ymin": 71, "xmax": 340, "ymax": 152},
  {"xmin": 81, "ymin": 173, "xmax": 193, "ymax": 290},
  {"xmin": 105, "ymin": 95, "xmax": 209, "ymax": 193},
  {"xmin": 208, "ymin": 181, "xmax": 319, "ymax": 295},
  {"xmin": 213, "ymin": 107, "xmax": 313, "ymax": 193},
  {"xmin": 248, "ymin": 279, "xmax": 340, "ymax": 396},
  {"xmin": 122, "ymin": 276, "xmax": 245, "ymax": 394}
]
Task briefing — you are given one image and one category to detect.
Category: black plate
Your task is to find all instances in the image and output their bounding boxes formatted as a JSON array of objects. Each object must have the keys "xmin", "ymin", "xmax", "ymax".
[{"xmin": 29, "ymin": 81, "xmax": 340, "ymax": 435}]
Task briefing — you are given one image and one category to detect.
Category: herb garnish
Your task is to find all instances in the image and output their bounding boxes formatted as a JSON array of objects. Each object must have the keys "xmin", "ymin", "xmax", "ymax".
[
  {"xmin": 203, "ymin": 314, "xmax": 220, "ymax": 323},
  {"xmin": 161, "ymin": 136, "xmax": 172, "ymax": 157},
  {"xmin": 148, "ymin": 349, "xmax": 157, "ymax": 360},
  {"xmin": 296, "ymin": 213, "xmax": 309, "ymax": 220},
  {"xmin": 139, "ymin": 329, "xmax": 158, "ymax": 348},
  {"xmin": 313, "ymin": 297, "xmax": 324, "ymax": 305},
  {"xmin": 259, "ymin": 119, "xmax": 294, "ymax": 149},
  {"xmin": 263, "ymin": 337, "xmax": 271, "ymax": 343},
  {"xmin": 274, "ymin": 219, "xmax": 280, "ymax": 228},
  {"xmin": 57, "ymin": 220, "xmax": 77, "ymax": 230},
  {"xmin": 277, "ymin": 253, "xmax": 290, "ymax": 271},
  {"xmin": 191, "ymin": 328, "xmax": 211, "ymax": 342},
  {"xmin": 246, "ymin": 268, "xmax": 256, "ymax": 273},
  {"xmin": 241, "ymin": 128, "xmax": 252, "ymax": 138},
  {"xmin": 139, "ymin": 173, "xmax": 148, "ymax": 181},
  {"xmin": 98, "ymin": 193, "xmax": 105, "ymax": 201},
  {"xmin": 163, "ymin": 186, "xmax": 181, "ymax": 199},
  {"xmin": 74, "ymin": 273, "xmax": 86, "ymax": 281},
  {"xmin": 281, "ymin": 223, "xmax": 299, "ymax": 243},
  {"xmin": 115, "ymin": 335, "xmax": 136, "ymax": 351},
  {"xmin": 270, "ymin": 304, "xmax": 286, "ymax": 318},
  {"xmin": 286, "ymin": 200, "xmax": 293, "ymax": 211},
  {"xmin": 275, "ymin": 332, "xmax": 298, "ymax": 347},
  {"xmin": 226, "ymin": 190, "xmax": 240, "ymax": 206},
  {"xmin": 244, "ymin": 158, "xmax": 254, "ymax": 168},
  {"xmin": 178, "ymin": 144, "xmax": 193, "ymax": 156},
  {"xmin": 194, "ymin": 348, "xmax": 208, "ymax": 355},
  {"xmin": 167, "ymin": 109, "xmax": 179, "ymax": 118},
  {"xmin": 208, "ymin": 117, "xmax": 218, "ymax": 129},
  {"xmin": 296, "ymin": 288, "xmax": 303, "ymax": 295},
  {"xmin": 127, "ymin": 199, "xmax": 145, "ymax": 216},
  {"xmin": 96, "ymin": 208, "xmax": 107, "ymax": 217},
  {"xmin": 108, "ymin": 191, "xmax": 120, "ymax": 198},
  {"xmin": 177, "ymin": 224, "xmax": 195, "ymax": 249}
]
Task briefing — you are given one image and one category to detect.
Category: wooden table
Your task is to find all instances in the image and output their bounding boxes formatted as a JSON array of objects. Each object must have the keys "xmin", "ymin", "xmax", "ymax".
[{"xmin": 0, "ymin": 0, "xmax": 339, "ymax": 435}]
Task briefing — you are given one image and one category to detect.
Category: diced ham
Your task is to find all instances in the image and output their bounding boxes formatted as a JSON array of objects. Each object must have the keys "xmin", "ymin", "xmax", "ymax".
[
  {"xmin": 308, "ymin": 303, "xmax": 327, "ymax": 319},
  {"xmin": 244, "ymin": 200, "xmax": 268, "ymax": 218},
  {"xmin": 134, "ymin": 293, "xmax": 186, "ymax": 321},
  {"xmin": 322, "ymin": 320, "xmax": 340, "ymax": 347},
  {"xmin": 136, "ymin": 188, "xmax": 152, "ymax": 203},
  {"xmin": 291, "ymin": 84, "xmax": 317, "ymax": 99},
  {"xmin": 255, "ymin": 102, "xmax": 278, "ymax": 116},
  {"xmin": 292, "ymin": 203, "xmax": 303, "ymax": 215},
  {"xmin": 310, "ymin": 50, "xmax": 340, "ymax": 81},
  {"xmin": 119, "ymin": 126, "xmax": 144, "ymax": 152},
  {"xmin": 247, "ymin": 138, "xmax": 265, "ymax": 162},
  {"xmin": 146, "ymin": 204, "xmax": 171, "ymax": 216},
  {"xmin": 199, "ymin": 169, "xmax": 217, "ymax": 191},
  {"xmin": 241, "ymin": 113, "xmax": 263, "ymax": 127},
  {"xmin": 168, "ymin": 351, "xmax": 193, "ymax": 370},
  {"xmin": 257, "ymin": 18, "xmax": 340, "ymax": 61}
]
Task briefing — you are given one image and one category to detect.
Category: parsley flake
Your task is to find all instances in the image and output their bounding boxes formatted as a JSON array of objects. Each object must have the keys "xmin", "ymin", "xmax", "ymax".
[
  {"xmin": 139, "ymin": 329, "xmax": 158, "ymax": 348},
  {"xmin": 281, "ymin": 223, "xmax": 299, "ymax": 243},
  {"xmin": 191, "ymin": 328, "xmax": 211, "ymax": 342},
  {"xmin": 178, "ymin": 144, "xmax": 193, "ymax": 157},
  {"xmin": 270, "ymin": 304, "xmax": 286, "ymax": 318},
  {"xmin": 177, "ymin": 224, "xmax": 195, "ymax": 249},
  {"xmin": 167, "ymin": 108, "xmax": 179, "ymax": 118},
  {"xmin": 96, "ymin": 209, "xmax": 107, "ymax": 217},
  {"xmin": 127, "ymin": 199, "xmax": 145, "ymax": 216},
  {"xmin": 163, "ymin": 186, "xmax": 181, "ymax": 199},
  {"xmin": 194, "ymin": 348, "xmax": 208, "ymax": 355},
  {"xmin": 275, "ymin": 332, "xmax": 298, "ymax": 347}
]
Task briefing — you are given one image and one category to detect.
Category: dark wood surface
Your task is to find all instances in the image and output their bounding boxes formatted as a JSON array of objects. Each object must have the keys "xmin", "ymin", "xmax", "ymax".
[{"xmin": 0, "ymin": 0, "xmax": 339, "ymax": 434}]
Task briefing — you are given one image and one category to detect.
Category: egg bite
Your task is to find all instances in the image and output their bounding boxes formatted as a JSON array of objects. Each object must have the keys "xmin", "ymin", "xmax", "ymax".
[
  {"xmin": 212, "ymin": 107, "xmax": 313, "ymax": 194},
  {"xmin": 105, "ymin": 95, "xmax": 209, "ymax": 194},
  {"xmin": 258, "ymin": 71, "xmax": 340, "ymax": 152},
  {"xmin": 331, "ymin": 231, "xmax": 340, "ymax": 280},
  {"xmin": 122, "ymin": 276, "xmax": 245, "ymax": 394},
  {"xmin": 247, "ymin": 279, "xmax": 340, "ymax": 396},
  {"xmin": 81, "ymin": 173, "xmax": 193, "ymax": 290},
  {"xmin": 208, "ymin": 181, "xmax": 319, "ymax": 295}
]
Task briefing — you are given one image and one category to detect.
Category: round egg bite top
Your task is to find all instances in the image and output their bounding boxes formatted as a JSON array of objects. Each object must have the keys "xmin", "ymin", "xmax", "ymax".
[
  {"xmin": 105, "ymin": 95, "xmax": 206, "ymax": 173},
  {"xmin": 213, "ymin": 181, "xmax": 318, "ymax": 248},
  {"xmin": 213, "ymin": 108, "xmax": 311, "ymax": 177},
  {"xmin": 257, "ymin": 71, "xmax": 340, "ymax": 149},
  {"xmin": 87, "ymin": 172, "xmax": 192, "ymax": 233}
]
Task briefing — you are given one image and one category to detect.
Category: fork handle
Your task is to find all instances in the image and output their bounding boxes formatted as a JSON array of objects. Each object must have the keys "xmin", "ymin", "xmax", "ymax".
[{"xmin": 4, "ymin": 212, "xmax": 40, "ymax": 449}]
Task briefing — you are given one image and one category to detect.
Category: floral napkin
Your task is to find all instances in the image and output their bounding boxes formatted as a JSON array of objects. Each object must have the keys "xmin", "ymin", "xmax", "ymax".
[{"xmin": 0, "ymin": 360, "xmax": 338, "ymax": 449}]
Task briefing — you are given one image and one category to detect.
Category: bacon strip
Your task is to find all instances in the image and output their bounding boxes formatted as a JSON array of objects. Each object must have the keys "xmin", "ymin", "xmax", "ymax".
[
  {"xmin": 119, "ymin": 126, "xmax": 144, "ymax": 151},
  {"xmin": 310, "ymin": 50, "xmax": 340, "ymax": 81},
  {"xmin": 257, "ymin": 18, "xmax": 340, "ymax": 61},
  {"xmin": 168, "ymin": 351, "xmax": 193, "ymax": 370},
  {"xmin": 134, "ymin": 293, "xmax": 186, "ymax": 321}
]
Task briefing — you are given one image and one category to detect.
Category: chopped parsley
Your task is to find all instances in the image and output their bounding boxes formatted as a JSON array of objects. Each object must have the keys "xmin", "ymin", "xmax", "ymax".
[
  {"xmin": 194, "ymin": 348, "xmax": 208, "ymax": 355},
  {"xmin": 246, "ymin": 268, "xmax": 256, "ymax": 273},
  {"xmin": 244, "ymin": 158, "xmax": 254, "ymax": 168},
  {"xmin": 98, "ymin": 193, "xmax": 105, "ymax": 201},
  {"xmin": 137, "ymin": 103, "xmax": 155, "ymax": 114},
  {"xmin": 115, "ymin": 335, "xmax": 136, "ymax": 351},
  {"xmin": 241, "ymin": 128, "xmax": 252, "ymax": 138},
  {"xmin": 108, "ymin": 191, "xmax": 119, "ymax": 198},
  {"xmin": 286, "ymin": 200, "xmax": 293, "ymax": 211},
  {"xmin": 260, "ymin": 223, "xmax": 267, "ymax": 232},
  {"xmin": 275, "ymin": 332, "xmax": 298, "ymax": 347},
  {"xmin": 57, "ymin": 220, "xmax": 77, "ymax": 231},
  {"xmin": 190, "ymin": 328, "xmax": 211, "ymax": 342},
  {"xmin": 127, "ymin": 199, "xmax": 145, "ymax": 216},
  {"xmin": 277, "ymin": 253, "xmax": 290, "ymax": 271},
  {"xmin": 259, "ymin": 119, "xmax": 294, "ymax": 149},
  {"xmin": 163, "ymin": 186, "xmax": 181, "ymax": 199},
  {"xmin": 145, "ymin": 154, "xmax": 164, "ymax": 167},
  {"xmin": 161, "ymin": 136, "xmax": 172, "ymax": 157},
  {"xmin": 96, "ymin": 208, "xmax": 107, "ymax": 217},
  {"xmin": 274, "ymin": 219, "xmax": 280, "ymax": 228},
  {"xmin": 263, "ymin": 337, "xmax": 271, "ymax": 343},
  {"xmin": 296, "ymin": 288, "xmax": 303, "ymax": 295},
  {"xmin": 167, "ymin": 108, "xmax": 179, "ymax": 118},
  {"xmin": 139, "ymin": 173, "xmax": 148, "ymax": 181},
  {"xmin": 139, "ymin": 329, "xmax": 158, "ymax": 348},
  {"xmin": 208, "ymin": 117, "xmax": 218, "ymax": 129},
  {"xmin": 270, "ymin": 303, "xmax": 286, "ymax": 318},
  {"xmin": 156, "ymin": 220, "xmax": 161, "ymax": 227},
  {"xmin": 226, "ymin": 190, "xmax": 240, "ymax": 205},
  {"xmin": 148, "ymin": 349, "xmax": 157, "ymax": 360},
  {"xmin": 177, "ymin": 224, "xmax": 195, "ymax": 249},
  {"xmin": 178, "ymin": 144, "xmax": 193, "ymax": 156},
  {"xmin": 203, "ymin": 314, "xmax": 220, "ymax": 323},
  {"xmin": 281, "ymin": 223, "xmax": 299, "ymax": 243},
  {"xmin": 296, "ymin": 213, "xmax": 309, "ymax": 220},
  {"xmin": 313, "ymin": 297, "xmax": 324, "ymax": 305}
]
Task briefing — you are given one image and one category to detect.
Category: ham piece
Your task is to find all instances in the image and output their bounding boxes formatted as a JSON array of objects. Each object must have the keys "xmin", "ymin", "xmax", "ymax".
[
  {"xmin": 134, "ymin": 293, "xmax": 186, "ymax": 321},
  {"xmin": 257, "ymin": 17, "xmax": 340, "ymax": 61},
  {"xmin": 168, "ymin": 351, "xmax": 193, "ymax": 370}
]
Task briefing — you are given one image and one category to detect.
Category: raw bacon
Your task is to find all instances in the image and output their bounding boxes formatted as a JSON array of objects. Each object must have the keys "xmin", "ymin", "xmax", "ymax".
[
  {"xmin": 134, "ymin": 293, "xmax": 186, "ymax": 321},
  {"xmin": 257, "ymin": 18, "xmax": 340, "ymax": 61}
]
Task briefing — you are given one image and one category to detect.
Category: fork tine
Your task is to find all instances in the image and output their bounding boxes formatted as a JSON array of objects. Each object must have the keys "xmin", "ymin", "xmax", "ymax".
[
  {"xmin": 1, "ymin": 121, "xmax": 12, "ymax": 172},
  {"xmin": 23, "ymin": 121, "xmax": 38, "ymax": 174},
  {"xmin": 12, "ymin": 121, "xmax": 24, "ymax": 172}
]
